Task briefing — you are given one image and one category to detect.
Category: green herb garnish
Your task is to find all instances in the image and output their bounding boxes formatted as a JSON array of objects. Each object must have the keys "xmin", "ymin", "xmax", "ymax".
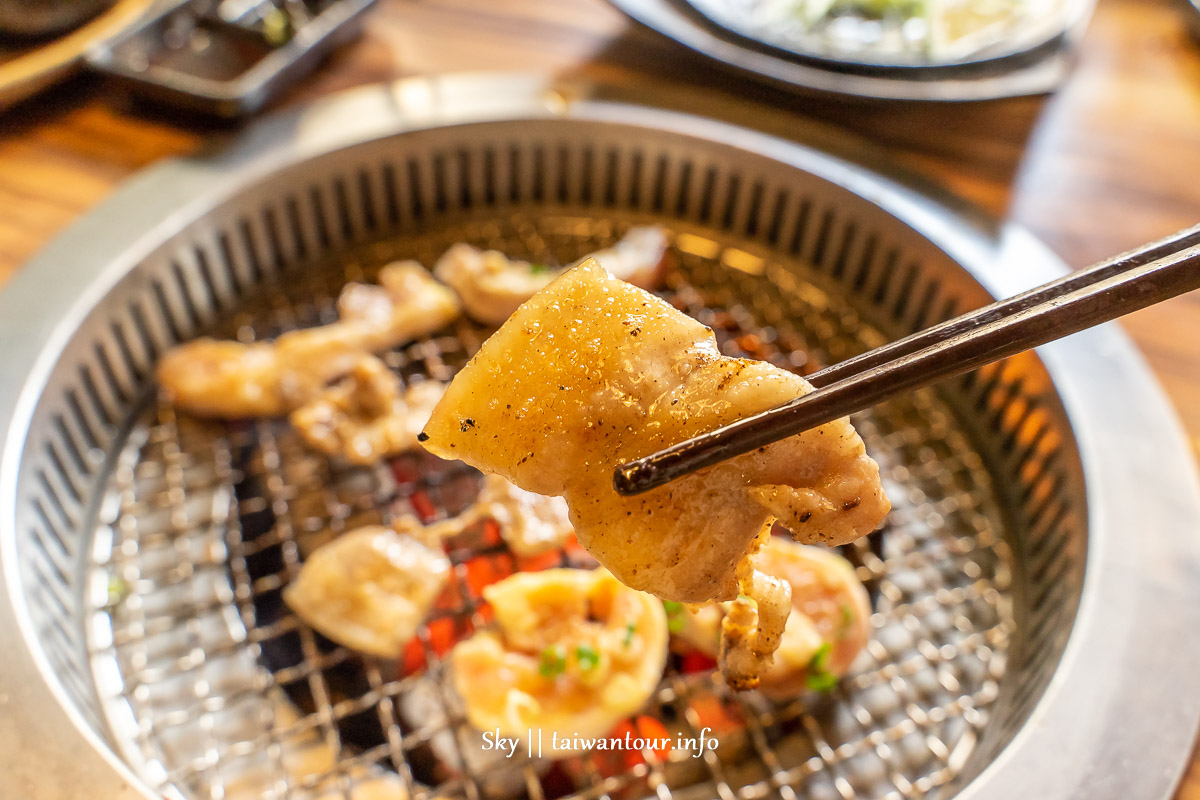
[
  {"xmin": 576, "ymin": 644, "xmax": 600, "ymax": 671},
  {"xmin": 805, "ymin": 642, "xmax": 837, "ymax": 693},
  {"xmin": 806, "ymin": 670, "xmax": 839, "ymax": 693},
  {"xmin": 623, "ymin": 621, "xmax": 637, "ymax": 647},
  {"xmin": 529, "ymin": 263, "xmax": 551, "ymax": 275},
  {"xmin": 539, "ymin": 645, "xmax": 567, "ymax": 678},
  {"xmin": 662, "ymin": 601, "xmax": 687, "ymax": 633},
  {"xmin": 809, "ymin": 642, "xmax": 832, "ymax": 671}
]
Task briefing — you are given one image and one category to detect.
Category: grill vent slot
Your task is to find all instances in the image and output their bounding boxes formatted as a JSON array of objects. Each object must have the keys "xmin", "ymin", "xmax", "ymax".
[
  {"xmin": 31, "ymin": 498, "xmax": 72, "ymax": 575},
  {"xmin": 307, "ymin": 185, "xmax": 335, "ymax": 253},
  {"xmin": 92, "ymin": 343, "xmax": 132, "ymax": 409},
  {"xmin": 808, "ymin": 207, "xmax": 836, "ymax": 270},
  {"xmin": 108, "ymin": 320, "xmax": 144, "ymax": 387},
  {"xmin": 407, "ymin": 155, "xmax": 428, "ymax": 220},
  {"xmin": 51, "ymin": 413, "xmax": 90, "ymax": 478}
]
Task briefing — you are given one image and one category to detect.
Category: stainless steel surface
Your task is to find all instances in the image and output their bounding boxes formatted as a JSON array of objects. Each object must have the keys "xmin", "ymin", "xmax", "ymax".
[
  {"xmin": 615, "ymin": 224, "xmax": 1200, "ymax": 495},
  {"xmin": 605, "ymin": 0, "xmax": 1094, "ymax": 100},
  {"xmin": 0, "ymin": 73, "xmax": 1197, "ymax": 800}
]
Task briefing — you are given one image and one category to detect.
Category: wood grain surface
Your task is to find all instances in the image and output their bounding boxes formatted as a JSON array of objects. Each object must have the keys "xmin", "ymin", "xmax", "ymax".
[{"xmin": 1, "ymin": 0, "xmax": 1199, "ymax": 793}]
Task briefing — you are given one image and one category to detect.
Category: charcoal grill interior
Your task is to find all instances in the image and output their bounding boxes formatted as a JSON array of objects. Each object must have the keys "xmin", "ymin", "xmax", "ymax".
[{"xmin": 2, "ymin": 76, "xmax": 1197, "ymax": 800}]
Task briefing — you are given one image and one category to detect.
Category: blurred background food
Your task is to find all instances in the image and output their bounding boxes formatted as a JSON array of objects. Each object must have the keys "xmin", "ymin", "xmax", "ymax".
[{"xmin": 684, "ymin": 0, "xmax": 1084, "ymax": 66}]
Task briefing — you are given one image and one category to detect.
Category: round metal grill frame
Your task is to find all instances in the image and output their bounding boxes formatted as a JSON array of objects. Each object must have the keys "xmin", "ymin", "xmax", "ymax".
[{"xmin": 0, "ymin": 73, "xmax": 1198, "ymax": 800}]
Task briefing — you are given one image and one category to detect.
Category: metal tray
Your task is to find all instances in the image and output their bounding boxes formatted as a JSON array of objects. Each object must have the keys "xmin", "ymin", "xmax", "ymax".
[{"xmin": 86, "ymin": 0, "xmax": 377, "ymax": 117}]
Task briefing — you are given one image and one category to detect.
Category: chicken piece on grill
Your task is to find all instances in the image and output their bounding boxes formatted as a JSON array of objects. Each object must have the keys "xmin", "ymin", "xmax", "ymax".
[
  {"xmin": 719, "ymin": 534, "xmax": 794, "ymax": 691},
  {"xmin": 290, "ymin": 355, "xmax": 444, "ymax": 465},
  {"xmin": 420, "ymin": 258, "xmax": 888, "ymax": 687},
  {"xmin": 323, "ymin": 473, "xmax": 571, "ymax": 555},
  {"xmin": 334, "ymin": 260, "xmax": 462, "ymax": 351},
  {"xmin": 157, "ymin": 261, "xmax": 459, "ymax": 418},
  {"xmin": 450, "ymin": 568, "xmax": 668, "ymax": 750},
  {"xmin": 473, "ymin": 474, "xmax": 574, "ymax": 557},
  {"xmin": 157, "ymin": 339, "xmax": 295, "ymax": 419},
  {"xmin": 583, "ymin": 225, "xmax": 670, "ymax": 289},
  {"xmin": 433, "ymin": 226, "xmax": 669, "ymax": 325},
  {"xmin": 676, "ymin": 537, "xmax": 871, "ymax": 698},
  {"xmin": 283, "ymin": 518, "xmax": 450, "ymax": 658},
  {"xmin": 434, "ymin": 245, "xmax": 554, "ymax": 326}
]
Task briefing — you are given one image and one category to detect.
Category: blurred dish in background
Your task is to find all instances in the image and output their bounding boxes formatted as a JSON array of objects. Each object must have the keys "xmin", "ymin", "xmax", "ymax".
[
  {"xmin": 608, "ymin": 0, "xmax": 1095, "ymax": 100},
  {"xmin": 685, "ymin": 0, "xmax": 1086, "ymax": 67},
  {"xmin": 0, "ymin": 0, "xmax": 152, "ymax": 110},
  {"xmin": 87, "ymin": 0, "xmax": 379, "ymax": 117},
  {"xmin": 0, "ymin": 0, "xmax": 377, "ymax": 116},
  {"xmin": 0, "ymin": 0, "xmax": 116, "ymax": 38}
]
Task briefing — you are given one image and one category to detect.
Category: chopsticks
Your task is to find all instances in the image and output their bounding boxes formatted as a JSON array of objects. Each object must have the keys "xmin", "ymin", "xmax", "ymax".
[{"xmin": 613, "ymin": 224, "xmax": 1200, "ymax": 496}]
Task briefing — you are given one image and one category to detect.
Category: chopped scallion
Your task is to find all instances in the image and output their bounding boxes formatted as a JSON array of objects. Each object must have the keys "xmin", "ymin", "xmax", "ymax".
[
  {"xmin": 805, "ymin": 642, "xmax": 837, "ymax": 693},
  {"xmin": 576, "ymin": 644, "xmax": 600, "ymax": 670},
  {"xmin": 539, "ymin": 645, "xmax": 567, "ymax": 678}
]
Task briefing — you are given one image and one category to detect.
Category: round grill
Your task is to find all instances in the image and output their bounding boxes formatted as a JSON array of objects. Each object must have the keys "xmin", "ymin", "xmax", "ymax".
[
  {"xmin": 87, "ymin": 215, "xmax": 1017, "ymax": 800},
  {"xmin": 2, "ymin": 75, "xmax": 1197, "ymax": 800}
]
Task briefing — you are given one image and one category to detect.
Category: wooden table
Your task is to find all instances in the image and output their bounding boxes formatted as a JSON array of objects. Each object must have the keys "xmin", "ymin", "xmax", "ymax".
[{"xmin": 1, "ymin": 0, "xmax": 1198, "ymax": 793}]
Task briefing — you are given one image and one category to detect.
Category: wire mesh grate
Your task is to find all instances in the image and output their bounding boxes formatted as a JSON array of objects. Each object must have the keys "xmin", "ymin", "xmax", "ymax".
[{"xmin": 85, "ymin": 214, "xmax": 1015, "ymax": 800}]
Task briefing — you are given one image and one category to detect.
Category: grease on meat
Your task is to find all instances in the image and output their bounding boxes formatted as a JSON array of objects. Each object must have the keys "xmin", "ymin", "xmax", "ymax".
[
  {"xmin": 283, "ymin": 519, "xmax": 450, "ymax": 658},
  {"xmin": 420, "ymin": 259, "xmax": 887, "ymax": 687},
  {"xmin": 450, "ymin": 568, "xmax": 668, "ymax": 750},
  {"xmin": 420, "ymin": 259, "xmax": 888, "ymax": 599},
  {"xmin": 157, "ymin": 261, "xmax": 458, "ymax": 418},
  {"xmin": 290, "ymin": 355, "xmax": 444, "ymax": 464}
]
